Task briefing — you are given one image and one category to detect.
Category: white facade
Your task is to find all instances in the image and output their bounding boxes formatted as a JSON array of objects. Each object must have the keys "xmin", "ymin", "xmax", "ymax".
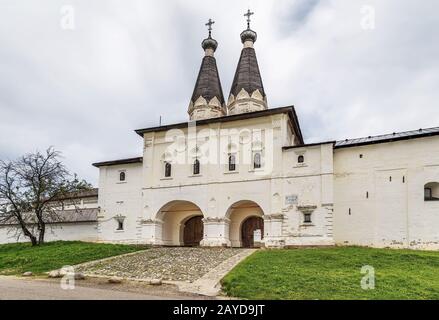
[
  {"xmin": 93, "ymin": 108, "xmax": 439, "ymax": 250},
  {"xmin": 334, "ymin": 136, "xmax": 439, "ymax": 250}
]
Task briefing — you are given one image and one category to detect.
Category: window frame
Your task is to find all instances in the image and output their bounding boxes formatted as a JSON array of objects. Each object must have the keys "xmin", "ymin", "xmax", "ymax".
[
  {"xmin": 193, "ymin": 159, "xmax": 200, "ymax": 175},
  {"xmin": 164, "ymin": 162, "xmax": 172, "ymax": 178},
  {"xmin": 253, "ymin": 152, "xmax": 262, "ymax": 169},
  {"xmin": 303, "ymin": 213, "xmax": 312, "ymax": 224},
  {"xmin": 116, "ymin": 220, "xmax": 124, "ymax": 231},
  {"xmin": 119, "ymin": 171, "xmax": 126, "ymax": 182},
  {"xmin": 228, "ymin": 154, "xmax": 236, "ymax": 172}
]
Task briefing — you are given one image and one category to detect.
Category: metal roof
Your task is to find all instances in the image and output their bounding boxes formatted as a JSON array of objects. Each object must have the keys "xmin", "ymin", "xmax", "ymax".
[
  {"xmin": 92, "ymin": 157, "xmax": 143, "ymax": 168},
  {"xmin": 229, "ymin": 47, "xmax": 265, "ymax": 98},
  {"xmin": 135, "ymin": 106, "xmax": 304, "ymax": 144},
  {"xmin": 335, "ymin": 127, "xmax": 439, "ymax": 148},
  {"xmin": 191, "ymin": 55, "xmax": 225, "ymax": 106}
]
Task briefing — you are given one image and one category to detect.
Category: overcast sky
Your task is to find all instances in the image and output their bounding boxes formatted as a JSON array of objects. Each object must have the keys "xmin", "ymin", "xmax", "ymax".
[{"xmin": 1, "ymin": 0, "xmax": 438, "ymax": 185}]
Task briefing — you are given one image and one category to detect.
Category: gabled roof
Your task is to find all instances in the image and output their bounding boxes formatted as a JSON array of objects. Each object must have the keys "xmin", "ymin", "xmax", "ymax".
[
  {"xmin": 135, "ymin": 106, "xmax": 304, "ymax": 144},
  {"xmin": 92, "ymin": 157, "xmax": 143, "ymax": 168},
  {"xmin": 229, "ymin": 47, "xmax": 265, "ymax": 98},
  {"xmin": 190, "ymin": 55, "xmax": 225, "ymax": 106},
  {"xmin": 335, "ymin": 127, "xmax": 439, "ymax": 149}
]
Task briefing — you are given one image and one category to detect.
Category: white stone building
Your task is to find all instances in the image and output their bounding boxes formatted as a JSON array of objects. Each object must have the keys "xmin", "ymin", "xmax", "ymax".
[
  {"xmin": 91, "ymin": 17, "xmax": 439, "ymax": 250},
  {"xmin": 4, "ymin": 15, "xmax": 437, "ymax": 249}
]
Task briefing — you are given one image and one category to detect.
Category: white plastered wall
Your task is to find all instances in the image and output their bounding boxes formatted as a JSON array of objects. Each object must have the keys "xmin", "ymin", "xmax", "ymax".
[{"xmin": 333, "ymin": 136, "xmax": 439, "ymax": 249}]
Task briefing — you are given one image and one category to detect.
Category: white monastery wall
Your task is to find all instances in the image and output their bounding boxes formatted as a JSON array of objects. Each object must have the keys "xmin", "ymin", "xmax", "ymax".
[
  {"xmin": 96, "ymin": 163, "xmax": 144, "ymax": 243},
  {"xmin": 0, "ymin": 223, "xmax": 98, "ymax": 244},
  {"xmin": 333, "ymin": 136, "xmax": 439, "ymax": 249},
  {"xmin": 280, "ymin": 143, "xmax": 334, "ymax": 246}
]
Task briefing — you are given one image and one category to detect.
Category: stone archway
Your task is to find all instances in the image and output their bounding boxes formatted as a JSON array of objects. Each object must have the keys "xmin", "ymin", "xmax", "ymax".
[
  {"xmin": 226, "ymin": 200, "xmax": 264, "ymax": 248},
  {"xmin": 155, "ymin": 200, "xmax": 204, "ymax": 246}
]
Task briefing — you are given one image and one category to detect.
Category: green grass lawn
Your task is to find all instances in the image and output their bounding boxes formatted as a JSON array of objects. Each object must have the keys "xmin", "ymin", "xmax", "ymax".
[
  {"xmin": 0, "ymin": 241, "xmax": 147, "ymax": 275},
  {"xmin": 221, "ymin": 247, "xmax": 439, "ymax": 300}
]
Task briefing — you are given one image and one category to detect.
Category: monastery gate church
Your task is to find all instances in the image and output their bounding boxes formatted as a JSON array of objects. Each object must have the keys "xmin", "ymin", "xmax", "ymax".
[{"xmin": 90, "ymin": 13, "xmax": 438, "ymax": 249}]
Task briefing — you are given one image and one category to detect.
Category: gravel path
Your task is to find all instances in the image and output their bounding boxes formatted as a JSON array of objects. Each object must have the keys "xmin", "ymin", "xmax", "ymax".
[{"xmin": 76, "ymin": 247, "xmax": 244, "ymax": 282}]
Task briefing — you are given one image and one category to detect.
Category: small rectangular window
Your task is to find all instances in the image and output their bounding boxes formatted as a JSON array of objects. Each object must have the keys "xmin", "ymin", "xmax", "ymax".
[
  {"xmin": 304, "ymin": 213, "xmax": 312, "ymax": 223},
  {"xmin": 228, "ymin": 154, "xmax": 236, "ymax": 171},
  {"xmin": 117, "ymin": 220, "xmax": 124, "ymax": 231}
]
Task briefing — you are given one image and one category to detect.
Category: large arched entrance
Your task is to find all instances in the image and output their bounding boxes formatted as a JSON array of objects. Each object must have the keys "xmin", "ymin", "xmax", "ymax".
[
  {"xmin": 156, "ymin": 201, "xmax": 204, "ymax": 246},
  {"xmin": 226, "ymin": 200, "xmax": 264, "ymax": 248}
]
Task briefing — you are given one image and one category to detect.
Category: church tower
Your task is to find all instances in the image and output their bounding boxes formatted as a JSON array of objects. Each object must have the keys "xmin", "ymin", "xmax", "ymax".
[
  {"xmin": 188, "ymin": 19, "xmax": 226, "ymax": 121},
  {"xmin": 227, "ymin": 10, "xmax": 267, "ymax": 115}
]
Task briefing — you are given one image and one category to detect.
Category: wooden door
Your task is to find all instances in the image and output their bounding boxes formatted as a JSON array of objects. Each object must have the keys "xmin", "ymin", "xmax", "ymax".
[
  {"xmin": 241, "ymin": 216, "xmax": 264, "ymax": 248},
  {"xmin": 183, "ymin": 216, "xmax": 203, "ymax": 246}
]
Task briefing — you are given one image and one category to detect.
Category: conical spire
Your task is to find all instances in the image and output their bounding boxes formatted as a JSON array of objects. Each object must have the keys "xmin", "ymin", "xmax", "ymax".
[
  {"xmin": 227, "ymin": 10, "xmax": 267, "ymax": 115},
  {"xmin": 188, "ymin": 19, "xmax": 226, "ymax": 121}
]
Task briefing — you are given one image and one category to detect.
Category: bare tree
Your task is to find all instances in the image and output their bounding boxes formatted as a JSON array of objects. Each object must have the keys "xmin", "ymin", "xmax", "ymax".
[{"xmin": 0, "ymin": 147, "xmax": 91, "ymax": 246}]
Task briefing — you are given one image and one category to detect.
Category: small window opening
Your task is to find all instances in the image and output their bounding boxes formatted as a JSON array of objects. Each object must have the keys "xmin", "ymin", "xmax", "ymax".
[
  {"xmin": 228, "ymin": 154, "xmax": 236, "ymax": 171},
  {"xmin": 304, "ymin": 213, "xmax": 312, "ymax": 223},
  {"xmin": 359, "ymin": 154, "xmax": 363, "ymax": 158},
  {"xmin": 298, "ymin": 155, "xmax": 305, "ymax": 164},
  {"xmin": 117, "ymin": 220, "xmax": 124, "ymax": 230},
  {"xmin": 254, "ymin": 153, "xmax": 262, "ymax": 169},
  {"xmin": 389, "ymin": 176, "xmax": 392, "ymax": 182},
  {"xmin": 119, "ymin": 171, "xmax": 126, "ymax": 182},
  {"xmin": 349, "ymin": 208, "xmax": 352, "ymax": 215},
  {"xmin": 366, "ymin": 192, "xmax": 369, "ymax": 199},
  {"xmin": 424, "ymin": 182, "xmax": 439, "ymax": 201},
  {"xmin": 164, "ymin": 162, "xmax": 172, "ymax": 177},
  {"xmin": 193, "ymin": 159, "xmax": 200, "ymax": 175}
]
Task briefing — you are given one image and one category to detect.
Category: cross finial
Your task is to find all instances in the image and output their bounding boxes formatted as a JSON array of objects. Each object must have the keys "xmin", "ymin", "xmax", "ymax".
[
  {"xmin": 244, "ymin": 9, "xmax": 254, "ymax": 29},
  {"xmin": 205, "ymin": 18, "xmax": 215, "ymax": 37}
]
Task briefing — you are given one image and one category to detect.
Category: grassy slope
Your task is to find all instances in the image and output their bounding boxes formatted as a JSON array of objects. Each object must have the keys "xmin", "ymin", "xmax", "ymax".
[
  {"xmin": 0, "ymin": 241, "xmax": 146, "ymax": 275},
  {"xmin": 221, "ymin": 247, "xmax": 439, "ymax": 300}
]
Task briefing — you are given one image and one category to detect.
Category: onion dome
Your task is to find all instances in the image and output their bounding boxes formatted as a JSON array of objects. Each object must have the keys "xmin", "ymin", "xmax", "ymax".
[
  {"xmin": 188, "ymin": 19, "xmax": 226, "ymax": 120},
  {"xmin": 227, "ymin": 10, "xmax": 267, "ymax": 115}
]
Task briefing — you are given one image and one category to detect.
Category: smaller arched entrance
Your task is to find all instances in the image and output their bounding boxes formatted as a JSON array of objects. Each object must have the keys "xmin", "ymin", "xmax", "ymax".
[
  {"xmin": 183, "ymin": 216, "xmax": 203, "ymax": 246},
  {"xmin": 226, "ymin": 200, "xmax": 265, "ymax": 248},
  {"xmin": 155, "ymin": 200, "xmax": 204, "ymax": 246},
  {"xmin": 241, "ymin": 216, "xmax": 264, "ymax": 248}
]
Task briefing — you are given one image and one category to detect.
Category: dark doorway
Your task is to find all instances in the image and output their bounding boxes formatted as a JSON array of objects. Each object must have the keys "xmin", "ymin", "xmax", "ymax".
[
  {"xmin": 241, "ymin": 216, "xmax": 264, "ymax": 248},
  {"xmin": 183, "ymin": 216, "xmax": 203, "ymax": 246}
]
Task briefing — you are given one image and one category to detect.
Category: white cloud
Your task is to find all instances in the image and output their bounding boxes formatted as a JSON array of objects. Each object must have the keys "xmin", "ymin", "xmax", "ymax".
[{"xmin": 0, "ymin": 0, "xmax": 438, "ymax": 184}]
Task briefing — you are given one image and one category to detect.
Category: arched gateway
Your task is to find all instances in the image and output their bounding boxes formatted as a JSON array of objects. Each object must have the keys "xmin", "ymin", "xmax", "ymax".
[
  {"xmin": 227, "ymin": 200, "xmax": 265, "ymax": 248},
  {"xmin": 155, "ymin": 200, "xmax": 204, "ymax": 246}
]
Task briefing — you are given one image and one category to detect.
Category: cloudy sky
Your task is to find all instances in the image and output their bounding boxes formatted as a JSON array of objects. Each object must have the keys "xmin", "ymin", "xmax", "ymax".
[{"xmin": 1, "ymin": 0, "xmax": 438, "ymax": 185}]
